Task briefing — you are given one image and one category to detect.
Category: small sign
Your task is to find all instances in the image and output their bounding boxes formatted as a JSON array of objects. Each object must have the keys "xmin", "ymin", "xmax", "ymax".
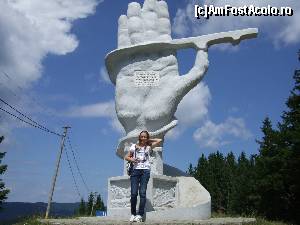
[
  {"xmin": 96, "ymin": 210, "xmax": 107, "ymax": 217},
  {"xmin": 134, "ymin": 71, "xmax": 160, "ymax": 87}
]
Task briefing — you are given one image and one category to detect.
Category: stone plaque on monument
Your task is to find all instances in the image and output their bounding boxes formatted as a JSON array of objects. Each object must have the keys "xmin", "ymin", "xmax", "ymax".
[{"xmin": 134, "ymin": 71, "xmax": 160, "ymax": 87}]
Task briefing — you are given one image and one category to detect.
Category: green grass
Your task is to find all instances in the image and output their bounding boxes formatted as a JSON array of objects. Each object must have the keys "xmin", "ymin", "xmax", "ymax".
[
  {"xmin": 12, "ymin": 215, "xmax": 50, "ymax": 225},
  {"xmin": 253, "ymin": 218, "xmax": 293, "ymax": 225},
  {"xmin": 211, "ymin": 212, "xmax": 293, "ymax": 225}
]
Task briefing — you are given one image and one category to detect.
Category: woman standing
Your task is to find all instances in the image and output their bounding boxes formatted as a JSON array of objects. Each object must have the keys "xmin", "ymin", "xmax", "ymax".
[{"xmin": 124, "ymin": 130, "xmax": 162, "ymax": 222}]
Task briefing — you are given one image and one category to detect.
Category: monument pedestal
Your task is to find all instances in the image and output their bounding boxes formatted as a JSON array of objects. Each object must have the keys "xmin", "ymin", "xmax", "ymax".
[{"xmin": 107, "ymin": 147, "xmax": 211, "ymax": 221}]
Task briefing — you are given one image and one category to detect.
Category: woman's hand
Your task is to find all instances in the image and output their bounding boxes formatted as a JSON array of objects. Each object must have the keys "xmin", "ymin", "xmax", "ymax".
[
  {"xmin": 125, "ymin": 152, "xmax": 136, "ymax": 162},
  {"xmin": 130, "ymin": 157, "xmax": 137, "ymax": 163},
  {"xmin": 149, "ymin": 138, "xmax": 162, "ymax": 149}
]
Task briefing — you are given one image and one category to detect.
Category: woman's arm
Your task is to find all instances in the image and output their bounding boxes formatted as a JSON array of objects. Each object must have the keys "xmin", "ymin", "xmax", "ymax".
[
  {"xmin": 124, "ymin": 151, "xmax": 135, "ymax": 162},
  {"xmin": 149, "ymin": 138, "xmax": 162, "ymax": 149}
]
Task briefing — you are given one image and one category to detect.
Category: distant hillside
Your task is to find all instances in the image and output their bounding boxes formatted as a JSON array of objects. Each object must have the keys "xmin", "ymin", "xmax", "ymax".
[{"xmin": 0, "ymin": 202, "xmax": 79, "ymax": 225}]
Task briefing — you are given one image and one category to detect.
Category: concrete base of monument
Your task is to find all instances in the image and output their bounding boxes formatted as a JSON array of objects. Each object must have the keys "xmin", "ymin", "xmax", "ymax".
[
  {"xmin": 108, "ymin": 147, "xmax": 211, "ymax": 222},
  {"xmin": 107, "ymin": 174, "xmax": 211, "ymax": 221}
]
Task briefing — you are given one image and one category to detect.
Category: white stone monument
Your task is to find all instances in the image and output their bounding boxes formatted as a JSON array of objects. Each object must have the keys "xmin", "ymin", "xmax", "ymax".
[{"xmin": 105, "ymin": 0, "xmax": 258, "ymax": 221}]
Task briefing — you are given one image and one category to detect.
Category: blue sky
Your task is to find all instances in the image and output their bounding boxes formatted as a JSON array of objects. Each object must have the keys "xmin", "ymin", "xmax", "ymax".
[{"xmin": 0, "ymin": 0, "xmax": 299, "ymax": 204}]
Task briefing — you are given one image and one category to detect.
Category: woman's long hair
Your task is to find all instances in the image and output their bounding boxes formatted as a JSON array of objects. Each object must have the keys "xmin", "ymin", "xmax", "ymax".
[{"xmin": 138, "ymin": 130, "xmax": 150, "ymax": 146}]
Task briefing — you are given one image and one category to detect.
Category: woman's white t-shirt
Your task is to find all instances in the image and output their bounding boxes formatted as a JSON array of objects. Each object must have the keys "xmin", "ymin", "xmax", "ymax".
[{"xmin": 129, "ymin": 144, "xmax": 151, "ymax": 170}]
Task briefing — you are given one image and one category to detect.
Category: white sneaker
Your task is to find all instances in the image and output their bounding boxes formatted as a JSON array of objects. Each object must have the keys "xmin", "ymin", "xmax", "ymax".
[
  {"xmin": 133, "ymin": 215, "xmax": 143, "ymax": 222},
  {"xmin": 129, "ymin": 215, "xmax": 136, "ymax": 222}
]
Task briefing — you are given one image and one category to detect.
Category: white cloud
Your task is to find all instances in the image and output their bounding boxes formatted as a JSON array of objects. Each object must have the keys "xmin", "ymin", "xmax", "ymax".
[
  {"xmin": 193, "ymin": 117, "xmax": 252, "ymax": 149},
  {"xmin": 63, "ymin": 100, "xmax": 125, "ymax": 134},
  {"xmin": 99, "ymin": 66, "xmax": 111, "ymax": 84},
  {"xmin": 176, "ymin": 83, "xmax": 211, "ymax": 125},
  {"xmin": 0, "ymin": 0, "xmax": 99, "ymax": 137},
  {"xmin": 173, "ymin": 8, "xmax": 189, "ymax": 37},
  {"xmin": 65, "ymin": 101, "xmax": 115, "ymax": 118},
  {"xmin": 172, "ymin": 0, "xmax": 300, "ymax": 46},
  {"xmin": 165, "ymin": 128, "xmax": 181, "ymax": 140},
  {"xmin": 166, "ymin": 83, "xmax": 211, "ymax": 139},
  {"xmin": 0, "ymin": 0, "xmax": 99, "ymax": 89}
]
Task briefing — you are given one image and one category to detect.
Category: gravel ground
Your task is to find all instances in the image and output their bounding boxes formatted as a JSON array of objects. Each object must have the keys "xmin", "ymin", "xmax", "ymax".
[{"xmin": 39, "ymin": 217, "xmax": 256, "ymax": 225}]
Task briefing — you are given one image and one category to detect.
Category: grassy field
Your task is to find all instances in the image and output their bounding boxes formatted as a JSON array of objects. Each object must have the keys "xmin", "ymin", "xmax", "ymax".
[
  {"xmin": 254, "ymin": 218, "xmax": 292, "ymax": 225},
  {"xmin": 12, "ymin": 216, "xmax": 48, "ymax": 225}
]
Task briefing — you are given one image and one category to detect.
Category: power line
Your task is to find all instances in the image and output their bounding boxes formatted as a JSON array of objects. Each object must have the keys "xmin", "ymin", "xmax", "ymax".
[
  {"xmin": 0, "ymin": 97, "xmax": 62, "ymax": 136},
  {"xmin": 64, "ymin": 143, "xmax": 82, "ymax": 199},
  {"xmin": 66, "ymin": 135, "xmax": 90, "ymax": 193},
  {"xmin": 0, "ymin": 70, "xmax": 67, "ymax": 126},
  {"xmin": 0, "ymin": 96, "xmax": 56, "ymax": 134},
  {"xmin": 0, "ymin": 106, "xmax": 62, "ymax": 137}
]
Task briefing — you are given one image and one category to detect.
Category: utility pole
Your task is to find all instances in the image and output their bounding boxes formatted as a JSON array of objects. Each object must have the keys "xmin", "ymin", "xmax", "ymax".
[{"xmin": 45, "ymin": 126, "xmax": 70, "ymax": 219}]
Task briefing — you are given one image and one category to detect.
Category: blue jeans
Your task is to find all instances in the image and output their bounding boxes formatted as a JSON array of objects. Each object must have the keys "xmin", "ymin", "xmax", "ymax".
[{"xmin": 130, "ymin": 169, "xmax": 150, "ymax": 216}]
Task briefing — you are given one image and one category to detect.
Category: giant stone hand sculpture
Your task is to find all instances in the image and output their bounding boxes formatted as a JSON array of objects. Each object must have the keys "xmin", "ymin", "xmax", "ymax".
[{"xmin": 105, "ymin": 0, "xmax": 258, "ymax": 158}]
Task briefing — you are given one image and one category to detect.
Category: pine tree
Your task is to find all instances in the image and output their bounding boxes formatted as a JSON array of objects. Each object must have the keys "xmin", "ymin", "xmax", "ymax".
[
  {"xmin": 78, "ymin": 197, "xmax": 86, "ymax": 215},
  {"xmin": 234, "ymin": 152, "xmax": 257, "ymax": 215},
  {"xmin": 206, "ymin": 151, "xmax": 227, "ymax": 212},
  {"xmin": 87, "ymin": 192, "xmax": 95, "ymax": 216},
  {"xmin": 277, "ymin": 51, "xmax": 300, "ymax": 223},
  {"xmin": 194, "ymin": 154, "xmax": 208, "ymax": 187},
  {"xmin": 224, "ymin": 151, "xmax": 237, "ymax": 214},
  {"xmin": 256, "ymin": 117, "xmax": 289, "ymax": 220},
  {"xmin": 0, "ymin": 136, "xmax": 10, "ymax": 210},
  {"xmin": 94, "ymin": 194, "xmax": 106, "ymax": 212},
  {"xmin": 187, "ymin": 163, "xmax": 195, "ymax": 176}
]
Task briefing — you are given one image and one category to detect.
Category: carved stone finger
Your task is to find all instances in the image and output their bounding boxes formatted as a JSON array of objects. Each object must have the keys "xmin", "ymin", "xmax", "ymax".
[
  {"xmin": 157, "ymin": 17, "xmax": 171, "ymax": 42},
  {"xmin": 127, "ymin": 2, "xmax": 141, "ymax": 17},
  {"xmin": 128, "ymin": 17, "xmax": 144, "ymax": 45},
  {"xmin": 142, "ymin": 0, "xmax": 157, "ymax": 11},
  {"xmin": 143, "ymin": 11, "xmax": 158, "ymax": 31},
  {"xmin": 118, "ymin": 15, "xmax": 130, "ymax": 48},
  {"xmin": 157, "ymin": 1, "xmax": 171, "ymax": 37},
  {"xmin": 141, "ymin": 0, "xmax": 159, "ymax": 43},
  {"xmin": 157, "ymin": 1, "xmax": 169, "ymax": 18},
  {"xmin": 127, "ymin": 3, "xmax": 144, "ymax": 45}
]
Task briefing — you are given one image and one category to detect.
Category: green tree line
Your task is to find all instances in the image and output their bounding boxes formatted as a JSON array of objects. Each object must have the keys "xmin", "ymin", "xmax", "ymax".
[
  {"xmin": 188, "ymin": 51, "xmax": 300, "ymax": 224},
  {"xmin": 77, "ymin": 192, "xmax": 106, "ymax": 216}
]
